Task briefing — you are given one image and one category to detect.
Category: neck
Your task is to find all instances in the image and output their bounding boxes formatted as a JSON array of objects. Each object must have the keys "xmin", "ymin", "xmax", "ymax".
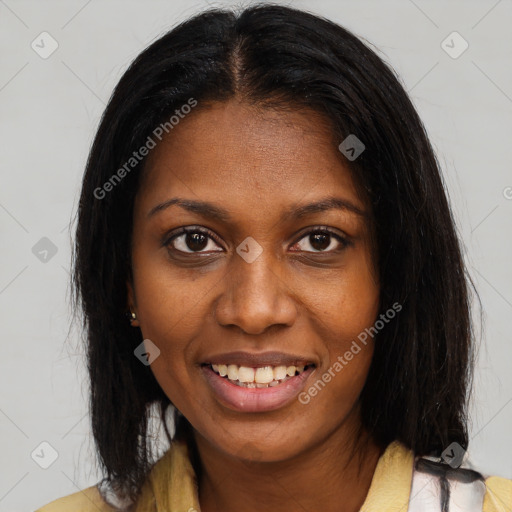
[{"xmin": 192, "ymin": 415, "xmax": 383, "ymax": 512}]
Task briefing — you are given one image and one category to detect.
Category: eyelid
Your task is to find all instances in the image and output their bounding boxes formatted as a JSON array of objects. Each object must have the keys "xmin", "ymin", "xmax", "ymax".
[
  {"xmin": 290, "ymin": 225, "xmax": 351, "ymax": 251},
  {"xmin": 164, "ymin": 226, "xmax": 223, "ymax": 249},
  {"xmin": 164, "ymin": 224, "xmax": 351, "ymax": 255},
  {"xmin": 292, "ymin": 225, "xmax": 349, "ymax": 243}
]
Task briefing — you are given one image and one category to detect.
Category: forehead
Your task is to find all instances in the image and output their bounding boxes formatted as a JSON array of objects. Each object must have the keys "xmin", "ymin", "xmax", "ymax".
[{"xmin": 137, "ymin": 100, "xmax": 363, "ymax": 215}]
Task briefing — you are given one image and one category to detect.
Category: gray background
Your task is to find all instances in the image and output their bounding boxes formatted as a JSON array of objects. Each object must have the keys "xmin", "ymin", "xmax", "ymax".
[{"xmin": 0, "ymin": 0, "xmax": 511, "ymax": 510}]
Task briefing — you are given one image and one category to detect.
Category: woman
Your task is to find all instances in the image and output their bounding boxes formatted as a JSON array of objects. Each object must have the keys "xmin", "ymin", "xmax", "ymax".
[{"xmin": 36, "ymin": 4, "xmax": 511, "ymax": 512}]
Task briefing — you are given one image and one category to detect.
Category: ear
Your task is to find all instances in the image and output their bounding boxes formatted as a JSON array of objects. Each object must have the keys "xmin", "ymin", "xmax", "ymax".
[{"xmin": 126, "ymin": 279, "xmax": 140, "ymax": 327}]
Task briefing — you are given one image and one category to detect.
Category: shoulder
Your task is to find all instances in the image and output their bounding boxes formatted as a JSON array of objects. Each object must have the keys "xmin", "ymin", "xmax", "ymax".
[
  {"xmin": 483, "ymin": 475, "xmax": 512, "ymax": 512},
  {"xmin": 34, "ymin": 484, "xmax": 119, "ymax": 512}
]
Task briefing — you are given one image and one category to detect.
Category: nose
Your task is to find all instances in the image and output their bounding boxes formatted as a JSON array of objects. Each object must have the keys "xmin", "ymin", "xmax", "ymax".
[{"xmin": 214, "ymin": 251, "xmax": 298, "ymax": 335}]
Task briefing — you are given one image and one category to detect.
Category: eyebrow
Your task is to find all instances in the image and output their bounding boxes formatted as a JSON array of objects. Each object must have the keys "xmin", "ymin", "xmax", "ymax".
[{"xmin": 147, "ymin": 196, "xmax": 366, "ymax": 222}]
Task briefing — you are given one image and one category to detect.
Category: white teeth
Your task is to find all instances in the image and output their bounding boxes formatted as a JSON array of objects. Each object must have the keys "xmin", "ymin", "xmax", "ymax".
[
  {"xmin": 227, "ymin": 364, "xmax": 238, "ymax": 380},
  {"xmin": 238, "ymin": 366, "xmax": 255, "ymax": 383},
  {"xmin": 209, "ymin": 362, "xmax": 311, "ymax": 387},
  {"xmin": 255, "ymin": 366, "xmax": 274, "ymax": 384},
  {"xmin": 273, "ymin": 366, "xmax": 287, "ymax": 380}
]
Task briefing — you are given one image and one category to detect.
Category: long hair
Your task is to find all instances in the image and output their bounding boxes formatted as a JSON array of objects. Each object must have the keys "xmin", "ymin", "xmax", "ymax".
[{"xmin": 72, "ymin": 3, "xmax": 477, "ymax": 504}]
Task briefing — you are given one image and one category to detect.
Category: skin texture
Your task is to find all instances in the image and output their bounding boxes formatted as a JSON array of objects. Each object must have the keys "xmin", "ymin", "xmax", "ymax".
[{"xmin": 127, "ymin": 99, "xmax": 383, "ymax": 512}]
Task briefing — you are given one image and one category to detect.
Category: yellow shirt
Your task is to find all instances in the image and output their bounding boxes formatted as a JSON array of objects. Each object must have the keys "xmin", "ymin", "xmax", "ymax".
[{"xmin": 35, "ymin": 439, "xmax": 512, "ymax": 512}]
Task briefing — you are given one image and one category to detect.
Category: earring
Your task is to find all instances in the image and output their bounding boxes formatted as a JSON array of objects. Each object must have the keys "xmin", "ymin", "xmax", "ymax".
[{"xmin": 129, "ymin": 310, "xmax": 137, "ymax": 324}]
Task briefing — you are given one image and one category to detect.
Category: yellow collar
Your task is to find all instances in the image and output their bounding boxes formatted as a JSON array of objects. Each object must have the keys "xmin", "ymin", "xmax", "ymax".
[{"xmin": 135, "ymin": 439, "xmax": 414, "ymax": 511}]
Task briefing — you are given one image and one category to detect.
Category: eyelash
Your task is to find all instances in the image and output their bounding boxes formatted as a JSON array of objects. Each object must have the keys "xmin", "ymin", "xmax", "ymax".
[{"xmin": 164, "ymin": 226, "xmax": 350, "ymax": 255}]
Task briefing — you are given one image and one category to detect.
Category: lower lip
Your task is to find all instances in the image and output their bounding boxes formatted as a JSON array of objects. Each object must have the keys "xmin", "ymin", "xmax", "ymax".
[{"xmin": 201, "ymin": 365, "xmax": 315, "ymax": 413}]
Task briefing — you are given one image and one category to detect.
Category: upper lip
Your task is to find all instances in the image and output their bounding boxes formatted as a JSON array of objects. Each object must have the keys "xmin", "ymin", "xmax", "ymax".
[{"xmin": 201, "ymin": 351, "xmax": 316, "ymax": 368}]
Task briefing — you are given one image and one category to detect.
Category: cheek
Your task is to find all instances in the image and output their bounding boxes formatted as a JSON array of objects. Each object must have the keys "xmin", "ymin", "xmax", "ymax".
[
  {"xmin": 304, "ymin": 298, "xmax": 377, "ymax": 420},
  {"xmin": 310, "ymin": 254, "xmax": 379, "ymax": 398},
  {"xmin": 314, "ymin": 251, "xmax": 379, "ymax": 340},
  {"xmin": 132, "ymin": 239, "xmax": 213, "ymax": 333},
  {"xmin": 137, "ymin": 302, "xmax": 200, "ymax": 417},
  {"xmin": 129, "ymin": 250, "xmax": 203, "ymax": 404}
]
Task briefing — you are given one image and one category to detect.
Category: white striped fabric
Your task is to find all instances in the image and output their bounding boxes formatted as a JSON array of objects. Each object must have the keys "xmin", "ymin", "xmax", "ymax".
[{"xmin": 408, "ymin": 459, "xmax": 487, "ymax": 512}]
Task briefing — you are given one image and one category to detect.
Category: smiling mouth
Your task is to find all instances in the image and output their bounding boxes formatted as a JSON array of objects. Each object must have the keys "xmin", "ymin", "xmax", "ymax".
[{"xmin": 201, "ymin": 363, "xmax": 316, "ymax": 388}]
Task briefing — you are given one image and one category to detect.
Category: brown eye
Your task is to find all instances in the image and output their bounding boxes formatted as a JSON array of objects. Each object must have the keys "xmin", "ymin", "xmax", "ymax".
[
  {"xmin": 292, "ymin": 229, "xmax": 349, "ymax": 253},
  {"xmin": 166, "ymin": 227, "xmax": 223, "ymax": 254}
]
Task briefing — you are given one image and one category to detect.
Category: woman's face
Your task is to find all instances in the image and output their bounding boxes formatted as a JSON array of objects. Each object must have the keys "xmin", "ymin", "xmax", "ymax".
[{"xmin": 128, "ymin": 99, "xmax": 379, "ymax": 462}]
